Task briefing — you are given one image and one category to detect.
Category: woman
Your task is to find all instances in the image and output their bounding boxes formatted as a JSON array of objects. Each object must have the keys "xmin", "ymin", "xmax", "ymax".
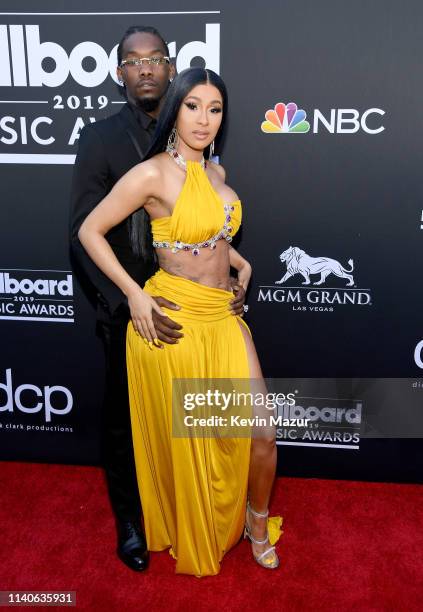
[{"xmin": 79, "ymin": 67, "xmax": 281, "ymax": 576}]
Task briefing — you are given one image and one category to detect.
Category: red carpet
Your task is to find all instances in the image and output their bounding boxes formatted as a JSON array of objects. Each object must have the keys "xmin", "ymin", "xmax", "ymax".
[{"xmin": 0, "ymin": 462, "xmax": 421, "ymax": 611}]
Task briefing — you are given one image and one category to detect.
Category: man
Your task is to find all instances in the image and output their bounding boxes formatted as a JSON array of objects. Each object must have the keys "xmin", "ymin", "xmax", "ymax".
[{"xmin": 70, "ymin": 25, "xmax": 246, "ymax": 572}]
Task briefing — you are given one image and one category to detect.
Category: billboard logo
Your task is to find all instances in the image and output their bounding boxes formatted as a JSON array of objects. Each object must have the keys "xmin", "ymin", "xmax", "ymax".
[
  {"xmin": 0, "ymin": 269, "xmax": 74, "ymax": 323},
  {"xmin": 261, "ymin": 101, "xmax": 385, "ymax": 134},
  {"xmin": 276, "ymin": 396, "xmax": 362, "ymax": 449},
  {"xmin": 261, "ymin": 102, "xmax": 310, "ymax": 133},
  {"xmin": 0, "ymin": 24, "xmax": 220, "ymax": 88}
]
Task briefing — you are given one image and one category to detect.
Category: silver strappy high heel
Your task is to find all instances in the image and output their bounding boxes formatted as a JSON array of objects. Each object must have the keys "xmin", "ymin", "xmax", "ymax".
[{"xmin": 244, "ymin": 501, "xmax": 280, "ymax": 569}]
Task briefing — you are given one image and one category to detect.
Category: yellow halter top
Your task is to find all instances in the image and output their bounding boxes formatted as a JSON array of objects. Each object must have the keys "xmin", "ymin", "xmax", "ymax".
[{"xmin": 151, "ymin": 160, "xmax": 242, "ymax": 256}]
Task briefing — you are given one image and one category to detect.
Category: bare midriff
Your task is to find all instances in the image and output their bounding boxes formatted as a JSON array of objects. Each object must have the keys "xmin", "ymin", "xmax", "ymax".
[{"xmin": 156, "ymin": 239, "xmax": 232, "ymax": 291}]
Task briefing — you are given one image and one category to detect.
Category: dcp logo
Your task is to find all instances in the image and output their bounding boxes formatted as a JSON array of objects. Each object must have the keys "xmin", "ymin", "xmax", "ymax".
[{"xmin": 0, "ymin": 368, "xmax": 73, "ymax": 422}]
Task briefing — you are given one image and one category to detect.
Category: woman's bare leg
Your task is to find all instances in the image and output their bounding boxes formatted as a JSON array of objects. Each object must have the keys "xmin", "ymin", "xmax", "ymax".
[{"xmin": 236, "ymin": 320, "xmax": 277, "ymax": 558}]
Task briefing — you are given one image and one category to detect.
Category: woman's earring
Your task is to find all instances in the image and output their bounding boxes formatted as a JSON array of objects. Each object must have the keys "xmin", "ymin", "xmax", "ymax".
[
  {"xmin": 167, "ymin": 126, "xmax": 177, "ymax": 150},
  {"xmin": 209, "ymin": 140, "xmax": 215, "ymax": 157}
]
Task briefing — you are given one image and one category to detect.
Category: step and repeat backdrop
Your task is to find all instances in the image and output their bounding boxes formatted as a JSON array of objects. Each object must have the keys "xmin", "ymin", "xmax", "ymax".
[{"xmin": 1, "ymin": 1, "xmax": 422, "ymax": 481}]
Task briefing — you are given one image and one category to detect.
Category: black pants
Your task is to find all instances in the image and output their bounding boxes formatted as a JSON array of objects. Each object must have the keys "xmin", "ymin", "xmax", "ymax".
[{"xmin": 97, "ymin": 307, "xmax": 141, "ymax": 523}]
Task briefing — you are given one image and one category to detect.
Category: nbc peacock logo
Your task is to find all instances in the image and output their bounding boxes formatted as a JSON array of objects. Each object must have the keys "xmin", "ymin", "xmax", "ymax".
[{"xmin": 261, "ymin": 102, "xmax": 310, "ymax": 134}]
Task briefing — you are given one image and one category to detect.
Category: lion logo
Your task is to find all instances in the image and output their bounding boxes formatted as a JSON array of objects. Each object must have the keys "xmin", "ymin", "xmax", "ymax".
[{"xmin": 275, "ymin": 246, "xmax": 355, "ymax": 286}]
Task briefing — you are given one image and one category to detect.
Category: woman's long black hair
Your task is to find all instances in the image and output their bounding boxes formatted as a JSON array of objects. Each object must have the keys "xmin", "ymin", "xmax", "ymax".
[{"xmin": 129, "ymin": 67, "xmax": 228, "ymax": 259}]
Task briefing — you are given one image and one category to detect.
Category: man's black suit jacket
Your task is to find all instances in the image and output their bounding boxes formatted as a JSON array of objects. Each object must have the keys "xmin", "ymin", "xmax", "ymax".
[{"xmin": 70, "ymin": 103, "xmax": 158, "ymax": 322}]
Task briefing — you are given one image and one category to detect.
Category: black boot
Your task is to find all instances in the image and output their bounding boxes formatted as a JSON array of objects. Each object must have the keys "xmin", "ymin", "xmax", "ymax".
[{"xmin": 116, "ymin": 520, "xmax": 149, "ymax": 571}]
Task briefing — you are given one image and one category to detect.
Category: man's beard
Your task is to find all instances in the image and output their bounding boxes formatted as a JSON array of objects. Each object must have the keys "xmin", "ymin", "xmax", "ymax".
[{"xmin": 134, "ymin": 96, "xmax": 161, "ymax": 113}]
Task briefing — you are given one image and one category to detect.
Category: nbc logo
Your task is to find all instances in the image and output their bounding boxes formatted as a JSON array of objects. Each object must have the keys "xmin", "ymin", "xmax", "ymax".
[
  {"xmin": 261, "ymin": 101, "xmax": 385, "ymax": 134},
  {"xmin": 261, "ymin": 102, "xmax": 310, "ymax": 134}
]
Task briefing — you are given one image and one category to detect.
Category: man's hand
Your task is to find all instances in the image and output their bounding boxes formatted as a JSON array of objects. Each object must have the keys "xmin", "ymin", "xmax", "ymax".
[
  {"xmin": 151, "ymin": 296, "xmax": 183, "ymax": 344},
  {"xmin": 229, "ymin": 278, "xmax": 246, "ymax": 316}
]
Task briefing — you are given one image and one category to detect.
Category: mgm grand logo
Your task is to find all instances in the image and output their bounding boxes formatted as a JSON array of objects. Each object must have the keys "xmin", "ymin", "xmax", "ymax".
[{"xmin": 258, "ymin": 246, "xmax": 372, "ymax": 312}]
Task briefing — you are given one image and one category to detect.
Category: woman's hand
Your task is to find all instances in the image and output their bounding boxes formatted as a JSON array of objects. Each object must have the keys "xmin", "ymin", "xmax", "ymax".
[
  {"xmin": 229, "ymin": 280, "xmax": 246, "ymax": 315},
  {"xmin": 228, "ymin": 246, "xmax": 252, "ymax": 292},
  {"xmin": 127, "ymin": 286, "xmax": 166, "ymax": 348},
  {"xmin": 237, "ymin": 262, "xmax": 252, "ymax": 291}
]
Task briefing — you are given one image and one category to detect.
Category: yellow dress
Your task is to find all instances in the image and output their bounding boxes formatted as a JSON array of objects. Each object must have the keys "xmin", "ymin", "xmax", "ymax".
[{"xmin": 126, "ymin": 160, "xmax": 281, "ymax": 576}]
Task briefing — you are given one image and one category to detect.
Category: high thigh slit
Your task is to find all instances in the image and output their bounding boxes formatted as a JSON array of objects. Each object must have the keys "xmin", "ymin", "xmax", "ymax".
[
  {"xmin": 126, "ymin": 160, "xmax": 282, "ymax": 576},
  {"xmin": 127, "ymin": 269, "xmax": 252, "ymax": 576}
]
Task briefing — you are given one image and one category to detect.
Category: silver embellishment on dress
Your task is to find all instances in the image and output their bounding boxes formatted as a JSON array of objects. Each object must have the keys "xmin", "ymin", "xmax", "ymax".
[
  {"xmin": 166, "ymin": 146, "xmax": 206, "ymax": 170},
  {"xmin": 152, "ymin": 203, "xmax": 236, "ymax": 255}
]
